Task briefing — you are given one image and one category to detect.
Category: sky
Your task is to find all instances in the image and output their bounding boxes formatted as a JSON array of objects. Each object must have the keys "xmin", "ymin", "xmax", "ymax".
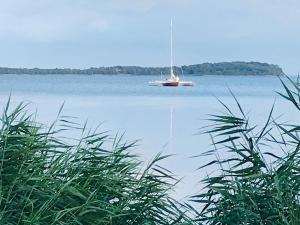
[{"xmin": 0, "ymin": 0, "xmax": 300, "ymax": 74}]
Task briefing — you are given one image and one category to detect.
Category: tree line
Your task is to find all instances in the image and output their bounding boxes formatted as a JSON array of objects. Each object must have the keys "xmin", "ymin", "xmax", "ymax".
[{"xmin": 0, "ymin": 61, "xmax": 284, "ymax": 75}]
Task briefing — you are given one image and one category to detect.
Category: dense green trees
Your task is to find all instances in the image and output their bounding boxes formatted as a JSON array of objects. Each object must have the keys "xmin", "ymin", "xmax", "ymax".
[{"xmin": 0, "ymin": 62, "xmax": 284, "ymax": 75}]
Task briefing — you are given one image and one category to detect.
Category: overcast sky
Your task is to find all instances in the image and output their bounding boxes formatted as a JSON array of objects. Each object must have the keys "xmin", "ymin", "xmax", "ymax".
[{"xmin": 0, "ymin": 0, "xmax": 300, "ymax": 74}]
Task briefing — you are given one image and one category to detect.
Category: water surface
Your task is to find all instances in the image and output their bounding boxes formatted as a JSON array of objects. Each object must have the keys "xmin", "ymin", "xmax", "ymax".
[{"xmin": 0, "ymin": 74, "xmax": 297, "ymax": 199}]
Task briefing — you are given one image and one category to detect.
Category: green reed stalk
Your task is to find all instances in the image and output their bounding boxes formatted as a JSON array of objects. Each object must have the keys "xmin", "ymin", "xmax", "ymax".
[
  {"xmin": 190, "ymin": 77, "xmax": 300, "ymax": 225},
  {"xmin": 0, "ymin": 99, "xmax": 191, "ymax": 225}
]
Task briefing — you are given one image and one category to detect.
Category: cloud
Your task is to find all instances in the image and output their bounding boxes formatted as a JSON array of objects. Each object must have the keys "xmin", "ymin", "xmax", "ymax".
[
  {"xmin": 88, "ymin": 19, "xmax": 109, "ymax": 31},
  {"xmin": 0, "ymin": 0, "xmax": 109, "ymax": 41},
  {"xmin": 101, "ymin": 0, "xmax": 189, "ymax": 14},
  {"xmin": 1, "ymin": 0, "xmax": 300, "ymax": 73},
  {"xmin": 0, "ymin": 0, "xmax": 190, "ymax": 41}
]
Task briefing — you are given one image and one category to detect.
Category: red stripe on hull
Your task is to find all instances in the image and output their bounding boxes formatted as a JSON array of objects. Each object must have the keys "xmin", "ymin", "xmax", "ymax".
[{"xmin": 162, "ymin": 82, "xmax": 179, "ymax": 87}]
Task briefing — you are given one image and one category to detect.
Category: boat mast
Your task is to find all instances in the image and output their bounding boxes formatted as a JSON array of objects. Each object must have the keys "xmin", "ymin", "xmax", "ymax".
[{"xmin": 170, "ymin": 19, "xmax": 175, "ymax": 78}]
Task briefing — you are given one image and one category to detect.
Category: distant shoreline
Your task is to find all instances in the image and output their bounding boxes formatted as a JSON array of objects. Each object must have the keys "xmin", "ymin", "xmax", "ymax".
[
  {"xmin": 0, "ymin": 73, "xmax": 284, "ymax": 77},
  {"xmin": 0, "ymin": 61, "xmax": 285, "ymax": 76}
]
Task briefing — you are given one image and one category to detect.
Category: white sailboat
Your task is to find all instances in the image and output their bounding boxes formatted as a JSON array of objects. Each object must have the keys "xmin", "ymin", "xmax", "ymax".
[{"xmin": 149, "ymin": 19, "xmax": 194, "ymax": 87}]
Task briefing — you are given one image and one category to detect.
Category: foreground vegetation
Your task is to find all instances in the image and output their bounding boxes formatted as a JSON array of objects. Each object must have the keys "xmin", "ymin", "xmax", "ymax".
[
  {"xmin": 2, "ymin": 77, "xmax": 300, "ymax": 224},
  {"xmin": 0, "ymin": 101, "xmax": 190, "ymax": 224},
  {"xmin": 191, "ymin": 77, "xmax": 300, "ymax": 224}
]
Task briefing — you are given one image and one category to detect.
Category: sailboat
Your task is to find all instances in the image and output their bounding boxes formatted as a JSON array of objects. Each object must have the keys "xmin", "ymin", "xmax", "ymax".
[{"xmin": 149, "ymin": 19, "xmax": 194, "ymax": 87}]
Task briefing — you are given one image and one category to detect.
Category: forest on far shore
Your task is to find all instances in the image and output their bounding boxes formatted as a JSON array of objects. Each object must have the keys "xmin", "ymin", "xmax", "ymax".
[{"xmin": 0, "ymin": 61, "xmax": 285, "ymax": 76}]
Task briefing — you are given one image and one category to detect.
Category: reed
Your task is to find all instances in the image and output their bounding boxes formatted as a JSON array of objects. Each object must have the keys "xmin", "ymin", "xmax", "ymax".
[
  {"xmin": 2, "ymin": 77, "xmax": 300, "ymax": 225},
  {"xmin": 0, "ymin": 99, "xmax": 190, "ymax": 225},
  {"xmin": 190, "ymin": 77, "xmax": 300, "ymax": 224}
]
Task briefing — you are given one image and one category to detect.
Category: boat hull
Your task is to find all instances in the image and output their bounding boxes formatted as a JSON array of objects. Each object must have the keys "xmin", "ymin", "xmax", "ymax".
[
  {"xmin": 162, "ymin": 81, "xmax": 179, "ymax": 87},
  {"xmin": 180, "ymin": 81, "xmax": 194, "ymax": 86},
  {"xmin": 149, "ymin": 80, "xmax": 195, "ymax": 87},
  {"xmin": 148, "ymin": 81, "xmax": 162, "ymax": 86}
]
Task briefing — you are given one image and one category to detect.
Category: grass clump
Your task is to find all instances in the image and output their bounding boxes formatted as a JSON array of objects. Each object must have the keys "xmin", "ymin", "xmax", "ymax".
[
  {"xmin": 190, "ymin": 77, "xmax": 300, "ymax": 224},
  {"xmin": 0, "ymin": 100, "xmax": 190, "ymax": 225},
  {"xmin": 3, "ymin": 77, "xmax": 300, "ymax": 225}
]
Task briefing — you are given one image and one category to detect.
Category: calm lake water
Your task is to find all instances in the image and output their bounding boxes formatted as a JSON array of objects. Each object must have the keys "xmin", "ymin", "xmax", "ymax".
[{"xmin": 0, "ymin": 74, "xmax": 298, "ymax": 200}]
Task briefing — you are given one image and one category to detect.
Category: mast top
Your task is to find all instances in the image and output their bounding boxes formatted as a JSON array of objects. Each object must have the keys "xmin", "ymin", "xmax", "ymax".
[{"xmin": 170, "ymin": 18, "xmax": 175, "ymax": 78}]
